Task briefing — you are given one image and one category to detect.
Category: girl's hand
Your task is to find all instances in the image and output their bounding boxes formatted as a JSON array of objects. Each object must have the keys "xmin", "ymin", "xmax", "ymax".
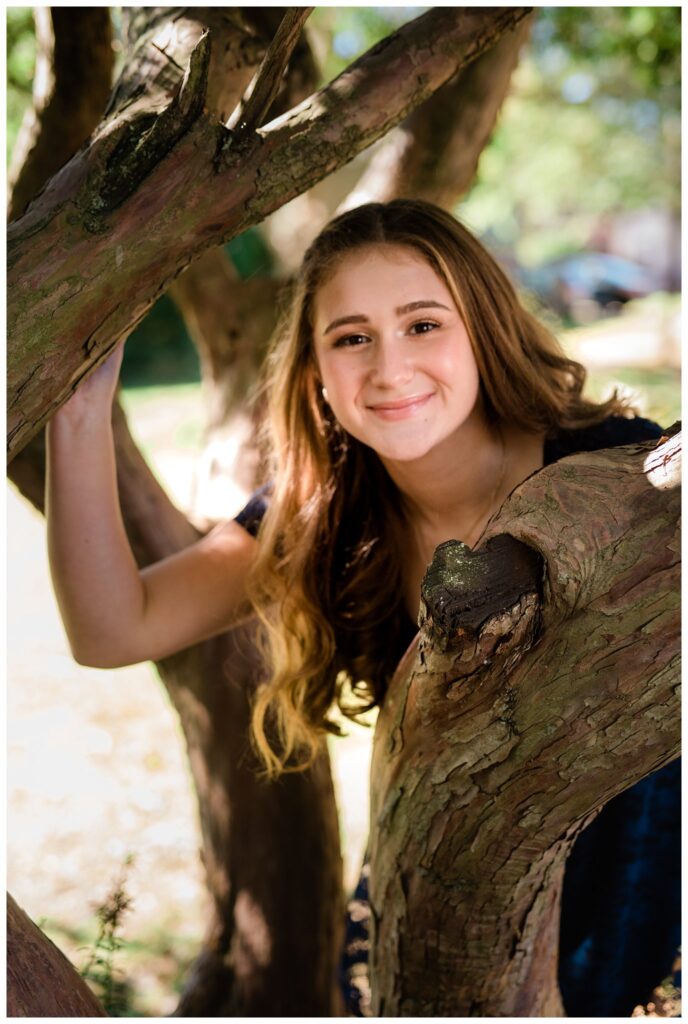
[{"xmin": 57, "ymin": 341, "xmax": 126, "ymax": 422}]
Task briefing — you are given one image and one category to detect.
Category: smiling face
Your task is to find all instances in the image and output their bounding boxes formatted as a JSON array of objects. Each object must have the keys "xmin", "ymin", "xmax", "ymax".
[{"xmin": 312, "ymin": 243, "xmax": 483, "ymax": 464}]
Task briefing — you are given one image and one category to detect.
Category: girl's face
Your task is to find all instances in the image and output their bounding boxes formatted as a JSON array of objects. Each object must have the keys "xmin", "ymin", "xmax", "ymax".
[{"xmin": 312, "ymin": 244, "xmax": 483, "ymax": 464}]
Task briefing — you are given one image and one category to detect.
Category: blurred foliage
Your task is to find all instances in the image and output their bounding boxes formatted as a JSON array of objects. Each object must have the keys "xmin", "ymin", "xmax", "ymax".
[
  {"xmin": 6, "ymin": 7, "xmax": 35, "ymax": 164},
  {"xmin": 537, "ymin": 7, "xmax": 680, "ymax": 94},
  {"xmin": 78, "ymin": 856, "xmax": 135, "ymax": 1016},
  {"xmin": 42, "ymin": 912, "xmax": 199, "ymax": 1018},
  {"xmin": 226, "ymin": 227, "xmax": 275, "ymax": 279},
  {"xmin": 459, "ymin": 7, "xmax": 680, "ymax": 264}
]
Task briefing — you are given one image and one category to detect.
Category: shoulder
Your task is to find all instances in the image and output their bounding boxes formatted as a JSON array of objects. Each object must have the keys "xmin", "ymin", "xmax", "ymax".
[{"xmin": 544, "ymin": 415, "xmax": 664, "ymax": 465}]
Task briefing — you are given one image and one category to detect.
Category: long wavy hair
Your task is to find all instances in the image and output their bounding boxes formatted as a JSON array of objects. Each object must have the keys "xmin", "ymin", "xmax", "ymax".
[{"xmin": 248, "ymin": 199, "xmax": 631, "ymax": 775}]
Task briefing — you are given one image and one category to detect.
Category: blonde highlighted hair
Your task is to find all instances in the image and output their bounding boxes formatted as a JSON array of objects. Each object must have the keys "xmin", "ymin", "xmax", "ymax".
[{"xmin": 248, "ymin": 199, "xmax": 630, "ymax": 776}]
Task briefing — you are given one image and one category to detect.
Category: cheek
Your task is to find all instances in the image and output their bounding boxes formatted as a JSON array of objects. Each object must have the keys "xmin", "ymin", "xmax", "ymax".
[
  {"xmin": 319, "ymin": 356, "xmax": 358, "ymax": 404},
  {"xmin": 438, "ymin": 337, "xmax": 481, "ymax": 392}
]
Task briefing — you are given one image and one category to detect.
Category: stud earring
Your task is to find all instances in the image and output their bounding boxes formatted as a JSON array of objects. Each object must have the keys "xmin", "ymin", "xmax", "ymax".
[{"xmin": 321, "ymin": 386, "xmax": 329, "ymax": 403}]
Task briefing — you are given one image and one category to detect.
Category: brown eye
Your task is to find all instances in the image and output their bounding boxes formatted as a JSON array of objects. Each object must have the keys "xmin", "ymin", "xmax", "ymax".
[
  {"xmin": 409, "ymin": 320, "xmax": 439, "ymax": 335},
  {"xmin": 333, "ymin": 333, "xmax": 370, "ymax": 348}
]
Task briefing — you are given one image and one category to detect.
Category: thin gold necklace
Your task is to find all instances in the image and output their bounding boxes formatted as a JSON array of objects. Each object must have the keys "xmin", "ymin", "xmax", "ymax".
[{"xmin": 463, "ymin": 426, "xmax": 507, "ymax": 548}]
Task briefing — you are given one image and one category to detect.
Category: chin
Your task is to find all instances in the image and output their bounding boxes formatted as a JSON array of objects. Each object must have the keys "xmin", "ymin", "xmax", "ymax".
[
  {"xmin": 341, "ymin": 418, "xmax": 447, "ymax": 463},
  {"xmin": 366, "ymin": 437, "xmax": 437, "ymax": 463}
]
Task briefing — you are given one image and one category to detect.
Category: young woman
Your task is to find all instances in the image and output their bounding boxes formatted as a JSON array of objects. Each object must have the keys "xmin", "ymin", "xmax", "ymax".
[{"xmin": 47, "ymin": 200, "xmax": 678, "ymax": 1015}]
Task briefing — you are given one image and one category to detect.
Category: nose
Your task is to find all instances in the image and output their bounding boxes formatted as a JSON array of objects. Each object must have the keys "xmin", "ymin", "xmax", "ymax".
[{"xmin": 369, "ymin": 337, "xmax": 413, "ymax": 389}]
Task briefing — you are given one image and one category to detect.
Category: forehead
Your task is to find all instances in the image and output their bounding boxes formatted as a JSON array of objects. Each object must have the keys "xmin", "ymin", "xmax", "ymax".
[{"xmin": 312, "ymin": 243, "xmax": 454, "ymax": 326}]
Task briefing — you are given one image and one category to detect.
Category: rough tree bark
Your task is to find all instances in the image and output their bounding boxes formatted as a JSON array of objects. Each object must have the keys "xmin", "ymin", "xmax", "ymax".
[
  {"xmin": 7, "ymin": 893, "xmax": 108, "ymax": 1017},
  {"xmin": 369, "ymin": 430, "xmax": 681, "ymax": 1016},
  {"xmin": 7, "ymin": 6, "xmax": 532, "ymax": 459},
  {"xmin": 7, "ymin": 10, "xmax": 344, "ymax": 1016}
]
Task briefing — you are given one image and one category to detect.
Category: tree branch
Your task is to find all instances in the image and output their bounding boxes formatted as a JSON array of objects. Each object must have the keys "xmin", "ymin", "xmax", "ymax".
[
  {"xmin": 344, "ymin": 16, "xmax": 533, "ymax": 209},
  {"xmin": 234, "ymin": 8, "xmax": 314, "ymax": 133},
  {"xmin": 6, "ymin": 7, "xmax": 196, "ymax": 566},
  {"xmin": 7, "ymin": 6, "xmax": 532, "ymax": 460},
  {"xmin": 111, "ymin": 8, "xmax": 267, "ymax": 123}
]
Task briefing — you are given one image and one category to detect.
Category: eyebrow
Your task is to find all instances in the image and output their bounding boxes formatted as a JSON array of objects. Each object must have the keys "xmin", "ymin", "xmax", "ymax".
[{"xmin": 322, "ymin": 300, "xmax": 452, "ymax": 335}]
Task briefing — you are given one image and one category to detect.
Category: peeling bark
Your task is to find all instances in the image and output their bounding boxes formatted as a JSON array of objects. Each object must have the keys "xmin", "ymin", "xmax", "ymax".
[
  {"xmin": 369, "ymin": 431, "xmax": 681, "ymax": 1016},
  {"xmin": 7, "ymin": 892, "xmax": 108, "ymax": 1017},
  {"xmin": 7, "ymin": 6, "xmax": 532, "ymax": 459}
]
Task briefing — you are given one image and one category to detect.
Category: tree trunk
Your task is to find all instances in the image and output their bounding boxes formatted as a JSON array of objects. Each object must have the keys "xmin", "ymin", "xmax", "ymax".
[
  {"xmin": 7, "ymin": 6, "xmax": 532, "ymax": 459},
  {"xmin": 160, "ymin": 628, "xmax": 343, "ymax": 1016},
  {"xmin": 7, "ymin": 892, "xmax": 108, "ymax": 1017},
  {"xmin": 369, "ymin": 430, "xmax": 680, "ymax": 1016}
]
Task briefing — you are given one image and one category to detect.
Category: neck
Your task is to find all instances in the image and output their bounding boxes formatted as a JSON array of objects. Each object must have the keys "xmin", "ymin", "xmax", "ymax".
[{"xmin": 381, "ymin": 408, "xmax": 507, "ymax": 543}]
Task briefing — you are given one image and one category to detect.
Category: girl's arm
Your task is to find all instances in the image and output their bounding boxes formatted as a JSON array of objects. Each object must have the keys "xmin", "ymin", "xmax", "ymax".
[{"xmin": 46, "ymin": 345, "xmax": 257, "ymax": 669}]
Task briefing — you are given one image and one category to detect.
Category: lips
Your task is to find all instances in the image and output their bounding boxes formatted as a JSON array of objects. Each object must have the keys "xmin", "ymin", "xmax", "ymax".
[{"xmin": 367, "ymin": 392, "xmax": 435, "ymax": 419}]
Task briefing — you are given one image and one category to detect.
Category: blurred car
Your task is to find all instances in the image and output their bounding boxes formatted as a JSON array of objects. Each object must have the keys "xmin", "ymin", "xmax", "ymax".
[{"xmin": 521, "ymin": 252, "xmax": 661, "ymax": 322}]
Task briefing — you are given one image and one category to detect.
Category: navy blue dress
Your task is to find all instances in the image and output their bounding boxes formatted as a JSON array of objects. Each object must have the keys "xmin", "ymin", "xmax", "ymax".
[{"xmin": 235, "ymin": 417, "xmax": 680, "ymax": 1017}]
